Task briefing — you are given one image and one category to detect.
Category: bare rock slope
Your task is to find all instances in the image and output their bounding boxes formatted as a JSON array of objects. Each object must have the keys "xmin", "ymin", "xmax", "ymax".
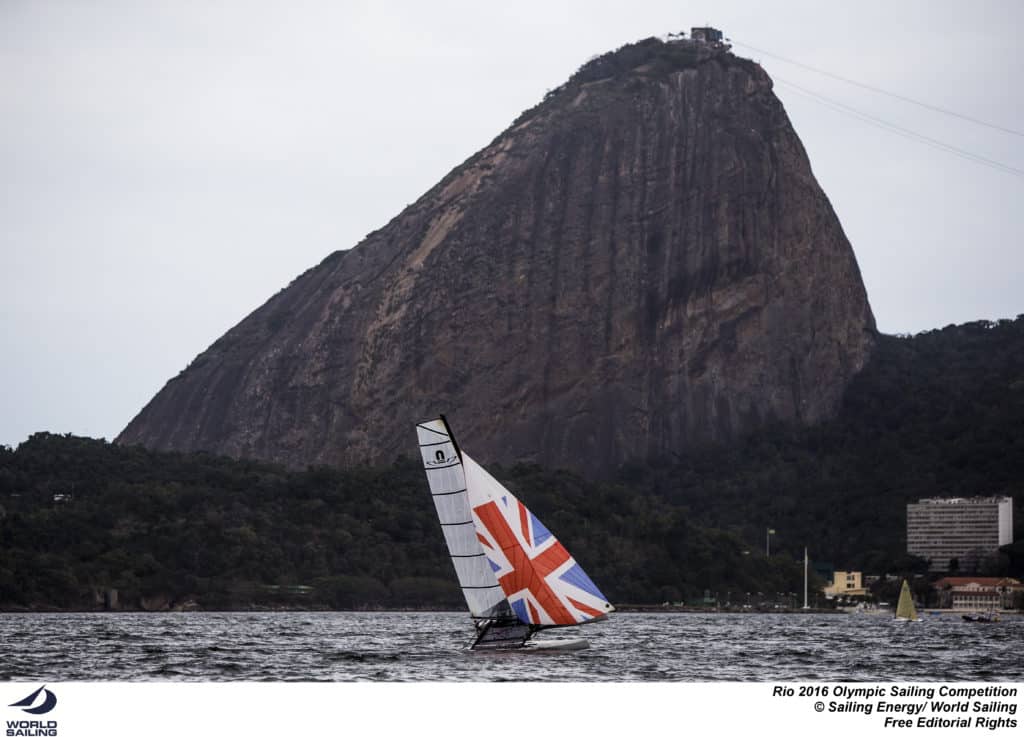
[{"xmin": 118, "ymin": 38, "xmax": 876, "ymax": 473}]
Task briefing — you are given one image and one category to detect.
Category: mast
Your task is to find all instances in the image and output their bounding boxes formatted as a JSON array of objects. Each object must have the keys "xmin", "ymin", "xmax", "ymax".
[
  {"xmin": 802, "ymin": 548, "xmax": 807, "ymax": 609},
  {"xmin": 439, "ymin": 413, "xmax": 462, "ymax": 462}
]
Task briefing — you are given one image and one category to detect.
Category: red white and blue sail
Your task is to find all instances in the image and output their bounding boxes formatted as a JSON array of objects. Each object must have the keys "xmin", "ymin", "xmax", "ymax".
[
  {"xmin": 417, "ymin": 418, "xmax": 613, "ymax": 627},
  {"xmin": 463, "ymin": 454, "xmax": 613, "ymax": 626}
]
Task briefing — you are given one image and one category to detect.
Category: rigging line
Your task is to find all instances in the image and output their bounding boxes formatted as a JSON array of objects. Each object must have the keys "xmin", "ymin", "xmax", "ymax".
[
  {"xmin": 774, "ymin": 77, "xmax": 1024, "ymax": 179},
  {"xmin": 733, "ymin": 40, "xmax": 1024, "ymax": 138}
]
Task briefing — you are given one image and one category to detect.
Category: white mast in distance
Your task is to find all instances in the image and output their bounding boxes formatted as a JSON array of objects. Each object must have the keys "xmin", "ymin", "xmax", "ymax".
[{"xmin": 803, "ymin": 548, "xmax": 810, "ymax": 609}]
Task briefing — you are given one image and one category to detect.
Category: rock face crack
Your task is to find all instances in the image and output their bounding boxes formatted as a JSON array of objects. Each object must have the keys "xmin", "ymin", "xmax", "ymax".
[{"xmin": 118, "ymin": 38, "xmax": 875, "ymax": 475}]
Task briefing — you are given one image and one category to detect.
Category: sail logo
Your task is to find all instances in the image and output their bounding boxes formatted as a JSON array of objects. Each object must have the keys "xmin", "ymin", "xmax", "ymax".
[
  {"xmin": 426, "ymin": 449, "xmax": 456, "ymax": 466},
  {"xmin": 6, "ymin": 687, "xmax": 57, "ymax": 737}
]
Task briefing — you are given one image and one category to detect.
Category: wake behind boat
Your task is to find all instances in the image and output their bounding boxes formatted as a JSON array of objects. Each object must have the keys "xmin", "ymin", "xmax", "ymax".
[{"xmin": 416, "ymin": 416, "xmax": 614, "ymax": 650}]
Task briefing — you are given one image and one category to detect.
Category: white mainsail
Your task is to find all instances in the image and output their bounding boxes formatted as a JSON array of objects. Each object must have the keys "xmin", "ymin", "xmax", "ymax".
[{"xmin": 415, "ymin": 419, "xmax": 507, "ymax": 618}]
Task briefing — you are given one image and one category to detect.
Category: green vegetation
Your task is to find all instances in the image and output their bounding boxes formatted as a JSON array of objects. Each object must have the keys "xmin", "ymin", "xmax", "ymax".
[
  {"xmin": 565, "ymin": 37, "xmax": 701, "ymax": 87},
  {"xmin": 1, "ymin": 316, "xmax": 1021, "ymax": 611},
  {"xmin": 630, "ymin": 317, "xmax": 1024, "ymax": 574},
  {"xmin": 511, "ymin": 37, "xmax": 707, "ymax": 127},
  {"xmin": 0, "ymin": 435, "xmax": 805, "ymax": 610}
]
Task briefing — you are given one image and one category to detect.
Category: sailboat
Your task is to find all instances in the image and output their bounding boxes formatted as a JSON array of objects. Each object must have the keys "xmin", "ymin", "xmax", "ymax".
[
  {"xmin": 962, "ymin": 610, "xmax": 1000, "ymax": 623},
  {"xmin": 894, "ymin": 579, "xmax": 919, "ymax": 622},
  {"xmin": 416, "ymin": 416, "xmax": 614, "ymax": 650}
]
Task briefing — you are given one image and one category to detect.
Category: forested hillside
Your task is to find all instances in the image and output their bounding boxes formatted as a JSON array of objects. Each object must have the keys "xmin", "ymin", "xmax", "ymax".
[
  {"xmin": 631, "ymin": 317, "xmax": 1024, "ymax": 572},
  {"xmin": 0, "ymin": 435, "xmax": 804, "ymax": 610},
  {"xmin": 1, "ymin": 317, "xmax": 1021, "ymax": 611}
]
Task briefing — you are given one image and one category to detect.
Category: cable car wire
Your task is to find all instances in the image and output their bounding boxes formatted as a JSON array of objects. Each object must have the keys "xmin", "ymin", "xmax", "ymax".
[
  {"xmin": 774, "ymin": 76, "xmax": 1024, "ymax": 179},
  {"xmin": 734, "ymin": 40, "xmax": 1024, "ymax": 138}
]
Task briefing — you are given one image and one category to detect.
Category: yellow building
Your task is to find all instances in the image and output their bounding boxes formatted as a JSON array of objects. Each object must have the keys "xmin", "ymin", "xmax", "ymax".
[{"xmin": 824, "ymin": 571, "xmax": 868, "ymax": 598}]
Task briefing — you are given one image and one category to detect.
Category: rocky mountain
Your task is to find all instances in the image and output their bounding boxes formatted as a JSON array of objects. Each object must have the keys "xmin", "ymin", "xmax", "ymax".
[{"xmin": 118, "ymin": 37, "xmax": 876, "ymax": 473}]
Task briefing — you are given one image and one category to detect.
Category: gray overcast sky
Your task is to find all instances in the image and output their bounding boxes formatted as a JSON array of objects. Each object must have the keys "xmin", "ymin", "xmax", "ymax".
[{"xmin": 2, "ymin": 1, "xmax": 1022, "ymax": 448}]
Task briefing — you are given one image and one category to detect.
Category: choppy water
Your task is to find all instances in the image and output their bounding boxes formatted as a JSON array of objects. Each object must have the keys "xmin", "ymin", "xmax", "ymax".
[{"xmin": 1, "ymin": 611, "xmax": 1020, "ymax": 682}]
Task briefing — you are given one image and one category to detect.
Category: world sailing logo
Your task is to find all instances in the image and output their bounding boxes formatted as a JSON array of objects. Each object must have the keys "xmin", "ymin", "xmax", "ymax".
[
  {"xmin": 8, "ymin": 687, "xmax": 56, "ymax": 716},
  {"xmin": 6, "ymin": 686, "xmax": 58, "ymax": 737}
]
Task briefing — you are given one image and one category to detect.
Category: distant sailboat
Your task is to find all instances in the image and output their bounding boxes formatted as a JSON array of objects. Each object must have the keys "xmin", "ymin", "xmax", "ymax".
[
  {"xmin": 416, "ymin": 416, "xmax": 614, "ymax": 650},
  {"xmin": 895, "ymin": 579, "xmax": 919, "ymax": 622}
]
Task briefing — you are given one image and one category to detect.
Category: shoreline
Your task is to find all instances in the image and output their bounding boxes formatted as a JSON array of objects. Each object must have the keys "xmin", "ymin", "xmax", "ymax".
[{"xmin": 1, "ymin": 605, "xmax": 1019, "ymax": 616}]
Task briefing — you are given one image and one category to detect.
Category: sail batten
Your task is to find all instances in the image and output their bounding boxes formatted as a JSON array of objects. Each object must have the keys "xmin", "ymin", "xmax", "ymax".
[{"xmin": 431, "ymin": 488, "xmax": 468, "ymax": 497}]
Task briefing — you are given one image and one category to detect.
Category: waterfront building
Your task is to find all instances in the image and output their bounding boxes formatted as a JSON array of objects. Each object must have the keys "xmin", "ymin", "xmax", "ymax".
[
  {"xmin": 823, "ymin": 570, "xmax": 867, "ymax": 598},
  {"xmin": 931, "ymin": 577, "xmax": 1023, "ymax": 610},
  {"xmin": 906, "ymin": 496, "xmax": 1013, "ymax": 572}
]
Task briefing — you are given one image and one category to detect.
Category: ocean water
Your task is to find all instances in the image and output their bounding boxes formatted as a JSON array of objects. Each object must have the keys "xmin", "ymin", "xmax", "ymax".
[{"xmin": 0, "ymin": 611, "xmax": 1020, "ymax": 682}]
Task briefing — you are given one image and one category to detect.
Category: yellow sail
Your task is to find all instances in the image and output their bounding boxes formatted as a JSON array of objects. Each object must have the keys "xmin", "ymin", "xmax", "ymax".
[{"xmin": 895, "ymin": 580, "xmax": 918, "ymax": 621}]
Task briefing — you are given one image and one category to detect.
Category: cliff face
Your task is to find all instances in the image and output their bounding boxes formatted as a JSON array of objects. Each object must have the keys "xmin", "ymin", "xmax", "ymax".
[{"xmin": 118, "ymin": 38, "xmax": 876, "ymax": 473}]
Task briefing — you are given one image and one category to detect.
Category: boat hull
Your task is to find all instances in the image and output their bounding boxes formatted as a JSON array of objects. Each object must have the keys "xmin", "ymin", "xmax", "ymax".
[
  {"xmin": 523, "ymin": 638, "xmax": 589, "ymax": 652},
  {"xmin": 473, "ymin": 637, "xmax": 589, "ymax": 653},
  {"xmin": 962, "ymin": 614, "xmax": 1000, "ymax": 623}
]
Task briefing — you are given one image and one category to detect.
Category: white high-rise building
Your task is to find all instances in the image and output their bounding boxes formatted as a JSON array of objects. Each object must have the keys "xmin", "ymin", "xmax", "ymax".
[{"xmin": 906, "ymin": 496, "xmax": 1013, "ymax": 572}]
